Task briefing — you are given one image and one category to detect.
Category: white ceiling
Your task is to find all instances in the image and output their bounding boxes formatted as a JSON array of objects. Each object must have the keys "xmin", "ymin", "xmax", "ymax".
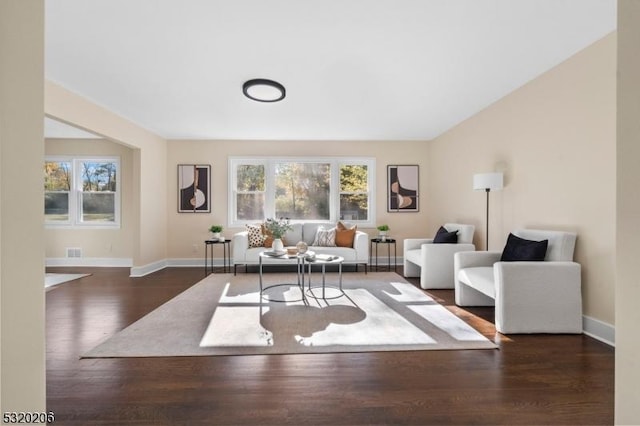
[{"xmin": 45, "ymin": 0, "xmax": 616, "ymax": 141}]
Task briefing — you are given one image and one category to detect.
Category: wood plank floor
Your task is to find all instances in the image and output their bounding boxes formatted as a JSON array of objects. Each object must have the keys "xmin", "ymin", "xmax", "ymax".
[{"xmin": 46, "ymin": 267, "xmax": 614, "ymax": 425}]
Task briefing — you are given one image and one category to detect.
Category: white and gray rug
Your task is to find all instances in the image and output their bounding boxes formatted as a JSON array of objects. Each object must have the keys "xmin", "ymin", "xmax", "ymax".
[
  {"xmin": 83, "ymin": 272, "xmax": 496, "ymax": 358},
  {"xmin": 45, "ymin": 273, "xmax": 91, "ymax": 289}
]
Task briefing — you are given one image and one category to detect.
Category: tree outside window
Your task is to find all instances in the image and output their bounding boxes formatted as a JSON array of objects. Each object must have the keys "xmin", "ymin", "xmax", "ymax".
[
  {"xmin": 44, "ymin": 157, "xmax": 120, "ymax": 227},
  {"xmin": 230, "ymin": 157, "xmax": 375, "ymax": 227}
]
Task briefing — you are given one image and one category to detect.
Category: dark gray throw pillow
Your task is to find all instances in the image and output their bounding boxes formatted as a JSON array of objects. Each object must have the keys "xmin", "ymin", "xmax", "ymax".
[
  {"xmin": 433, "ymin": 226, "xmax": 458, "ymax": 244},
  {"xmin": 500, "ymin": 233, "xmax": 548, "ymax": 261}
]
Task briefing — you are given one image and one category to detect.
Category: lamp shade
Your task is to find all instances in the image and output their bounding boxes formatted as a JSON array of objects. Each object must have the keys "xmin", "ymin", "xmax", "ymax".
[{"xmin": 473, "ymin": 172, "xmax": 503, "ymax": 191}]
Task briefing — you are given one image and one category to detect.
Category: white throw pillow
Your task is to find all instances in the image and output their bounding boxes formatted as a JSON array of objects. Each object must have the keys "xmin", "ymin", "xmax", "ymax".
[{"xmin": 312, "ymin": 226, "xmax": 336, "ymax": 247}]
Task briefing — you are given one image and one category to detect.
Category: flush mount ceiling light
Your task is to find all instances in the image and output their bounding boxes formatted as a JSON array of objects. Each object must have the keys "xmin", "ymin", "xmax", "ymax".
[{"xmin": 242, "ymin": 79, "xmax": 286, "ymax": 102}]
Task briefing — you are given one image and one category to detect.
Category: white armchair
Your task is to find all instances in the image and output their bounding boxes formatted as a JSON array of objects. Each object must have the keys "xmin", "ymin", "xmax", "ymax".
[
  {"xmin": 454, "ymin": 229, "xmax": 582, "ymax": 334},
  {"xmin": 403, "ymin": 223, "xmax": 475, "ymax": 289}
]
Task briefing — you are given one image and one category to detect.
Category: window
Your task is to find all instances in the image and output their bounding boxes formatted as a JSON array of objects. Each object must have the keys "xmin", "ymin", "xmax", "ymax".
[
  {"xmin": 44, "ymin": 157, "xmax": 120, "ymax": 227},
  {"xmin": 229, "ymin": 157, "xmax": 375, "ymax": 227}
]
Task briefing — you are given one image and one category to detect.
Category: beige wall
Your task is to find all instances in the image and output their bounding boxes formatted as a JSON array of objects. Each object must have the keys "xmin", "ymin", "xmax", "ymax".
[
  {"xmin": 45, "ymin": 138, "xmax": 134, "ymax": 261},
  {"xmin": 616, "ymin": 1, "xmax": 640, "ymax": 422},
  {"xmin": 166, "ymin": 140, "xmax": 429, "ymax": 259},
  {"xmin": 0, "ymin": 0, "xmax": 46, "ymax": 412},
  {"xmin": 45, "ymin": 82, "xmax": 168, "ymax": 270},
  {"xmin": 428, "ymin": 34, "xmax": 616, "ymax": 324}
]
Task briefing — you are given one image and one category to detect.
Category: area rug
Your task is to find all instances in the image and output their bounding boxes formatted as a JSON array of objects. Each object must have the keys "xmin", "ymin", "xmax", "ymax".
[
  {"xmin": 82, "ymin": 272, "xmax": 496, "ymax": 358},
  {"xmin": 45, "ymin": 273, "xmax": 91, "ymax": 289}
]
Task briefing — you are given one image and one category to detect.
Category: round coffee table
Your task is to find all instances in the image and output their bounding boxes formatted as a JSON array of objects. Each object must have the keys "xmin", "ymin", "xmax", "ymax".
[
  {"xmin": 303, "ymin": 254, "xmax": 345, "ymax": 300},
  {"xmin": 258, "ymin": 251, "xmax": 310, "ymax": 303}
]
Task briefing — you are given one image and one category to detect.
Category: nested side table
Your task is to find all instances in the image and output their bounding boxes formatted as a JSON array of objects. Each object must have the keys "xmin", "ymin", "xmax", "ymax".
[
  {"xmin": 205, "ymin": 239, "xmax": 231, "ymax": 275},
  {"xmin": 370, "ymin": 238, "xmax": 397, "ymax": 272}
]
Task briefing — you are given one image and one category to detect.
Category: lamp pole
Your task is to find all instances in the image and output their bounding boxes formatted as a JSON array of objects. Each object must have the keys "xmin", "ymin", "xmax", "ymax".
[
  {"xmin": 485, "ymin": 188, "xmax": 490, "ymax": 251},
  {"xmin": 473, "ymin": 172, "xmax": 503, "ymax": 252}
]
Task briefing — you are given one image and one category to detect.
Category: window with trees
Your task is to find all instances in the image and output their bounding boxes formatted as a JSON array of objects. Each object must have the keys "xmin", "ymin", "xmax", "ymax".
[
  {"xmin": 44, "ymin": 157, "xmax": 120, "ymax": 227},
  {"xmin": 229, "ymin": 157, "xmax": 375, "ymax": 227}
]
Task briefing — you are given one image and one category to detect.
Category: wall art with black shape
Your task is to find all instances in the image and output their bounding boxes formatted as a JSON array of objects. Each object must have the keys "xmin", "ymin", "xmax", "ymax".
[
  {"xmin": 178, "ymin": 164, "xmax": 211, "ymax": 213},
  {"xmin": 387, "ymin": 165, "xmax": 419, "ymax": 212}
]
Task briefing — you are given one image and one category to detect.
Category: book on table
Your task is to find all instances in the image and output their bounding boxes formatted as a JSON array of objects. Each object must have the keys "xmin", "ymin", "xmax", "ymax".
[{"xmin": 307, "ymin": 254, "xmax": 339, "ymax": 262}]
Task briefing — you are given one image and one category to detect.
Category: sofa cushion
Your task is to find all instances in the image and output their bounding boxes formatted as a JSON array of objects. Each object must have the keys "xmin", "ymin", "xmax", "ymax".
[
  {"xmin": 283, "ymin": 223, "xmax": 303, "ymax": 246},
  {"xmin": 335, "ymin": 221, "xmax": 357, "ymax": 247},
  {"xmin": 500, "ymin": 233, "xmax": 548, "ymax": 262},
  {"xmin": 433, "ymin": 226, "xmax": 458, "ymax": 243},
  {"xmin": 458, "ymin": 267, "xmax": 496, "ymax": 298},
  {"xmin": 404, "ymin": 248, "xmax": 421, "ymax": 266},
  {"xmin": 312, "ymin": 226, "xmax": 336, "ymax": 246}
]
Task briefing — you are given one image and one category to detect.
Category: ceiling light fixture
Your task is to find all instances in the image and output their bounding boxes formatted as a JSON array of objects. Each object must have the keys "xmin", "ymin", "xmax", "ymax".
[{"xmin": 242, "ymin": 79, "xmax": 286, "ymax": 103}]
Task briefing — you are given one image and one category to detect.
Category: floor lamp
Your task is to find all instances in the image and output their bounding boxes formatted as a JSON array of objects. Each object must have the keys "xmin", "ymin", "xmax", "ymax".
[{"xmin": 473, "ymin": 172, "xmax": 503, "ymax": 250}]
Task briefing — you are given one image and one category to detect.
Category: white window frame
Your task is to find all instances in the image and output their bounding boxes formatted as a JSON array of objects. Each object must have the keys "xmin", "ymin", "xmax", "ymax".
[
  {"xmin": 228, "ymin": 156, "xmax": 376, "ymax": 228},
  {"xmin": 45, "ymin": 156, "xmax": 121, "ymax": 229}
]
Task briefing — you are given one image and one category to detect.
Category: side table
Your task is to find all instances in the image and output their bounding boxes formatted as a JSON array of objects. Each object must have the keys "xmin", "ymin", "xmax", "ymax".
[
  {"xmin": 304, "ymin": 255, "xmax": 345, "ymax": 300},
  {"xmin": 370, "ymin": 238, "xmax": 397, "ymax": 272},
  {"xmin": 205, "ymin": 239, "xmax": 231, "ymax": 275}
]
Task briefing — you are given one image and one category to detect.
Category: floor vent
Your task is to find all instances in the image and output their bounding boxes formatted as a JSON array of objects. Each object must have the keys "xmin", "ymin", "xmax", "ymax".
[{"xmin": 66, "ymin": 248, "xmax": 83, "ymax": 258}]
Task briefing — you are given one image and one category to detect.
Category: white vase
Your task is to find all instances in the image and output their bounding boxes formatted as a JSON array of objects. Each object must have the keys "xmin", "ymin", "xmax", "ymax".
[
  {"xmin": 211, "ymin": 232, "xmax": 221, "ymax": 240},
  {"xmin": 272, "ymin": 238, "xmax": 284, "ymax": 252}
]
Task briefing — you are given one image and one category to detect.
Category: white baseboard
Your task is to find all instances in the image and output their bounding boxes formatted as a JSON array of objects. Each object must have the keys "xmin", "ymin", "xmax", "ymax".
[
  {"xmin": 129, "ymin": 259, "xmax": 168, "ymax": 277},
  {"xmin": 46, "ymin": 257, "xmax": 133, "ymax": 267},
  {"xmin": 582, "ymin": 315, "xmax": 615, "ymax": 347},
  {"xmin": 167, "ymin": 258, "xmax": 205, "ymax": 267}
]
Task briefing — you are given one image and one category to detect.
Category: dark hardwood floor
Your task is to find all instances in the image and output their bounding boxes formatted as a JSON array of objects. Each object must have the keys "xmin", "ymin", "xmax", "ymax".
[{"xmin": 46, "ymin": 267, "xmax": 614, "ymax": 425}]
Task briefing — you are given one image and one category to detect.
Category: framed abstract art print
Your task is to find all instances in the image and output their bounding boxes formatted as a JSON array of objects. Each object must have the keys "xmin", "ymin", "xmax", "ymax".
[
  {"xmin": 178, "ymin": 164, "xmax": 211, "ymax": 213},
  {"xmin": 387, "ymin": 165, "xmax": 419, "ymax": 212}
]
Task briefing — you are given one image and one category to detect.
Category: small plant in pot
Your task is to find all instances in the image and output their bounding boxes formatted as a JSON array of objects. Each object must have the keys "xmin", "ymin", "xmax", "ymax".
[
  {"xmin": 377, "ymin": 224, "xmax": 390, "ymax": 241},
  {"xmin": 264, "ymin": 217, "xmax": 292, "ymax": 252},
  {"xmin": 209, "ymin": 225, "xmax": 223, "ymax": 240}
]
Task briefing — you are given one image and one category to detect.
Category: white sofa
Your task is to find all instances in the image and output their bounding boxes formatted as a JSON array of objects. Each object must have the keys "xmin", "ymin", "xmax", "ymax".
[
  {"xmin": 403, "ymin": 223, "xmax": 475, "ymax": 289},
  {"xmin": 454, "ymin": 229, "xmax": 582, "ymax": 334},
  {"xmin": 232, "ymin": 221, "xmax": 369, "ymax": 274}
]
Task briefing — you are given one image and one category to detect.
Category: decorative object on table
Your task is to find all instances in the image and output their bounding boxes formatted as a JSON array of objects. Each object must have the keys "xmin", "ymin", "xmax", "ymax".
[
  {"xmin": 209, "ymin": 225, "xmax": 223, "ymax": 240},
  {"xmin": 295, "ymin": 241, "xmax": 308, "ymax": 254},
  {"xmin": 473, "ymin": 172, "xmax": 504, "ymax": 250},
  {"xmin": 377, "ymin": 224, "xmax": 390, "ymax": 241},
  {"xmin": 178, "ymin": 164, "xmax": 211, "ymax": 213},
  {"xmin": 263, "ymin": 217, "xmax": 292, "ymax": 252},
  {"xmin": 262, "ymin": 250, "xmax": 287, "ymax": 257},
  {"xmin": 286, "ymin": 247, "xmax": 298, "ymax": 256},
  {"xmin": 387, "ymin": 165, "xmax": 419, "ymax": 212}
]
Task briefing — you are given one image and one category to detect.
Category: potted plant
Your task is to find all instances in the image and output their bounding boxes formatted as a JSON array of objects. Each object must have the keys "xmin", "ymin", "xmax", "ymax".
[
  {"xmin": 209, "ymin": 225, "xmax": 223, "ymax": 240},
  {"xmin": 377, "ymin": 224, "xmax": 390, "ymax": 241},
  {"xmin": 264, "ymin": 217, "xmax": 292, "ymax": 251}
]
